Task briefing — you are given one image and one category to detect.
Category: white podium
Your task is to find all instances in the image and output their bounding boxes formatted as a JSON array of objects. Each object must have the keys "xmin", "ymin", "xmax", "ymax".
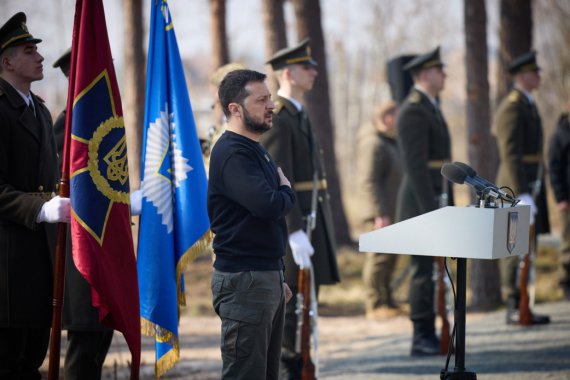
[
  {"xmin": 359, "ymin": 205, "xmax": 530, "ymax": 259},
  {"xmin": 358, "ymin": 205, "xmax": 530, "ymax": 379}
]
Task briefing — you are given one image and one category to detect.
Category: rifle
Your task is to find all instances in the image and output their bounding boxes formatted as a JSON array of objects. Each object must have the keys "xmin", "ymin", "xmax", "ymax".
[
  {"xmin": 435, "ymin": 257, "xmax": 451, "ymax": 353},
  {"xmin": 436, "ymin": 177, "xmax": 451, "ymax": 354},
  {"xmin": 518, "ymin": 224, "xmax": 534, "ymax": 325},
  {"xmin": 518, "ymin": 163, "xmax": 543, "ymax": 325},
  {"xmin": 294, "ymin": 171, "xmax": 319, "ymax": 379},
  {"xmin": 296, "ymin": 267, "xmax": 316, "ymax": 380}
]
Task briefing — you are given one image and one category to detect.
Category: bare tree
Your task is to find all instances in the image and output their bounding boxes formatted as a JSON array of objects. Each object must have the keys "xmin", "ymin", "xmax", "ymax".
[
  {"xmin": 123, "ymin": 0, "xmax": 145, "ymax": 250},
  {"xmin": 122, "ymin": 0, "xmax": 145, "ymax": 186},
  {"xmin": 495, "ymin": 0, "xmax": 532, "ymax": 105},
  {"xmin": 291, "ymin": 0, "xmax": 352, "ymax": 245},
  {"xmin": 209, "ymin": 0, "xmax": 229, "ymax": 70},
  {"xmin": 261, "ymin": 0, "xmax": 288, "ymax": 93},
  {"xmin": 464, "ymin": 0, "xmax": 502, "ymax": 310}
]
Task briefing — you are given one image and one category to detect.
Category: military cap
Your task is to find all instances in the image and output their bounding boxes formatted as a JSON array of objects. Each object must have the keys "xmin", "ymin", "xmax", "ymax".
[
  {"xmin": 0, "ymin": 12, "xmax": 42, "ymax": 55},
  {"xmin": 508, "ymin": 50, "xmax": 540, "ymax": 74},
  {"xmin": 53, "ymin": 47, "xmax": 72, "ymax": 77},
  {"xmin": 403, "ymin": 46, "xmax": 444, "ymax": 72},
  {"xmin": 210, "ymin": 62, "xmax": 246, "ymax": 86},
  {"xmin": 266, "ymin": 38, "xmax": 317, "ymax": 70}
]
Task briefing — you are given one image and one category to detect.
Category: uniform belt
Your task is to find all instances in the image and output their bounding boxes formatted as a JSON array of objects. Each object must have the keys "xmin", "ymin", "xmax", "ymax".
[
  {"xmin": 27, "ymin": 192, "xmax": 56, "ymax": 201},
  {"xmin": 294, "ymin": 179, "xmax": 327, "ymax": 192},
  {"xmin": 427, "ymin": 159, "xmax": 450, "ymax": 169},
  {"xmin": 522, "ymin": 154, "xmax": 541, "ymax": 164}
]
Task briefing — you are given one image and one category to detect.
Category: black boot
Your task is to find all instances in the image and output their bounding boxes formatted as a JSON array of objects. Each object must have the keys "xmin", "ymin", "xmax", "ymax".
[
  {"xmin": 506, "ymin": 294, "xmax": 551, "ymax": 325},
  {"xmin": 411, "ymin": 320, "xmax": 440, "ymax": 356}
]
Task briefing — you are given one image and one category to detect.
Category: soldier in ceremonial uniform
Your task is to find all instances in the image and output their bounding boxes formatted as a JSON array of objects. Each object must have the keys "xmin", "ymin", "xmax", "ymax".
[
  {"xmin": 52, "ymin": 48, "xmax": 114, "ymax": 380},
  {"xmin": 0, "ymin": 12, "xmax": 70, "ymax": 378},
  {"xmin": 495, "ymin": 50, "xmax": 550, "ymax": 324},
  {"xmin": 396, "ymin": 46, "xmax": 453, "ymax": 356},
  {"xmin": 261, "ymin": 39, "xmax": 340, "ymax": 378}
]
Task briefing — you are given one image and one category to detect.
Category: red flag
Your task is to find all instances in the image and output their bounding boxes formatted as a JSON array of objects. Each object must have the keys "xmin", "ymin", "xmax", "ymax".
[{"xmin": 62, "ymin": 0, "xmax": 140, "ymax": 377}]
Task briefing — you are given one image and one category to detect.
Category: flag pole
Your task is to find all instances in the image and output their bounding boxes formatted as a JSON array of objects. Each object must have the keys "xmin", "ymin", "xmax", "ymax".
[{"xmin": 47, "ymin": 175, "xmax": 70, "ymax": 380}]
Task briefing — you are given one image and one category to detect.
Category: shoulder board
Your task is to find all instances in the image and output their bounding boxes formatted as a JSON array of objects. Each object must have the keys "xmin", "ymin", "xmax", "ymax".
[
  {"xmin": 34, "ymin": 94, "xmax": 46, "ymax": 103},
  {"xmin": 0, "ymin": 88, "xmax": 4, "ymax": 96},
  {"xmin": 273, "ymin": 100, "xmax": 285, "ymax": 114},
  {"xmin": 409, "ymin": 91, "xmax": 421, "ymax": 104},
  {"xmin": 507, "ymin": 90, "xmax": 520, "ymax": 103}
]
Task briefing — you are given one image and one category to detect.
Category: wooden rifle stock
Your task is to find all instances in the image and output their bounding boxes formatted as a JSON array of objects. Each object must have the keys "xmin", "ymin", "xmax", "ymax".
[
  {"xmin": 48, "ymin": 176, "xmax": 69, "ymax": 380},
  {"xmin": 518, "ymin": 224, "xmax": 534, "ymax": 326},
  {"xmin": 435, "ymin": 257, "xmax": 450, "ymax": 354},
  {"xmin": 298, "ymin": 267, "xmax": 316, "ymax": 380}
]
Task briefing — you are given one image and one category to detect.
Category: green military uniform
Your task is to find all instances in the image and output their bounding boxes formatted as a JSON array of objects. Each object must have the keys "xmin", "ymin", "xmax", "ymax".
[
  {"xmin": 395, "ymin": 46, "xmax": 453, "ymax": 356},
  {"xmin": 262, "ymin": 95, "xmax": 339, "ymax": 287},
  {"xmin": 356, "ymin": 119, "xmax": 402, "ymax": 312},
  {"xmin": 262, "ymin": 38, "xmax": 340, "ymax": 378},
  {"xmin": 0, "ymin": 12, "xmax": 58, "ymax": 378},
  {"xmin": 495, "ymin": 51, "xmax": 550, "ymax": 324}
]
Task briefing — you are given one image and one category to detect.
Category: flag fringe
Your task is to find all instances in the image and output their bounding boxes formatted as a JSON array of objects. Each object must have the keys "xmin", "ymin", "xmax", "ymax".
[
  {"xmin": 176, "ymin": 229, "xmax": 213, "ymax": 307},
  {"xmin": 140, "ymin": 317, "xmax": 180, "ymax": 379}
]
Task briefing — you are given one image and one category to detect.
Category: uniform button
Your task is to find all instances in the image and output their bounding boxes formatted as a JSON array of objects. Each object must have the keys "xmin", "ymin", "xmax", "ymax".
[
  {"xmin": 38, "ymin": 185, "xmax": 44, "ymax": 191},
  {"xmin": 55, "ymin": 183, "xmax": 60, "ymax": 191},
  {"xmin": 318, "ymin": 196, "xmax": 323, "ymax": 202}
]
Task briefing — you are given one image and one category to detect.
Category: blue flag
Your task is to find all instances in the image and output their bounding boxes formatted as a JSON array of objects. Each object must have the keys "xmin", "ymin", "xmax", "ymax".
[{"xmin": 138, "ymin": 1, "xmax": 211, "ymax": 377}]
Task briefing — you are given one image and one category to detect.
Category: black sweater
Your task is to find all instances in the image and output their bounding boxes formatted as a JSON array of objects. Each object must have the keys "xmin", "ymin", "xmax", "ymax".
[{"xmin": 208, "ymin": 131, "xmax": 295, "ymax": 272}]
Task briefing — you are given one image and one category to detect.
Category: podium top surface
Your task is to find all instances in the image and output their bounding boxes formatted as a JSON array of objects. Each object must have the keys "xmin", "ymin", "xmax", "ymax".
[{"xmin": 358, "ymin": 206, "xmax": 530, "ymax": 260}]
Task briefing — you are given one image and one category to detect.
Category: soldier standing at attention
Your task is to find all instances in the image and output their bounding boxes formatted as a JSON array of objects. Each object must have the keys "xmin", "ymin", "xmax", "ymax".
[
  {"xmin": 357, "ymin": 100, "xmax": 404, "ymax": 319},
  {"xmin": 261, "ymin": 39, "xmax": 340, "ymax": 379},
  {"xmin": 495, "ymin": 51, "xmax": 550, "ymax": 325},
  {"xmin": 0, "ymin": 12, "xmax": 70, "ymax": 378},
  {"xmin": 396, "ymin": 46, "xmax": 453, "ymax": 356}
]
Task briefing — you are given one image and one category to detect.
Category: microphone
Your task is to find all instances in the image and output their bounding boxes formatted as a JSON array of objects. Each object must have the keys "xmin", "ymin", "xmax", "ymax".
[
  {"xmin": 452, "ymin": 162, "xmax": 517, "ymax": 203},
  {"xmin": 440, "ymin": 163, "xmax": 500, "ymax": 198}
]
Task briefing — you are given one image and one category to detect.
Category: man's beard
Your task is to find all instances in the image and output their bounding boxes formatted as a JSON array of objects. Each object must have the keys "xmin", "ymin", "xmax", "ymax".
[{"xmin": 243, "ymin": 107, "xmax": 271, "ymax": 134}]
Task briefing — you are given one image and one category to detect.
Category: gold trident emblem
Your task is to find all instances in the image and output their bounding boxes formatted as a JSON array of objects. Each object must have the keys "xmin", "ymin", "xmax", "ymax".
[{"xmin": 104, "ymin": 135, "xmax": 129, "ymax": 186}]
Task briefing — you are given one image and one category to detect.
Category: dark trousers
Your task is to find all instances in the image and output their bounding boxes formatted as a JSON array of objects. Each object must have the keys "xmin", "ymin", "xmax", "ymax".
[
  {"xmin": 409, "ymin": 255, "xmax": 435, "ymax": 324},
  {"xmin": 0, "ymin": 327, "xmax": 50, "ymax": 380},
  {"xmin": 362, "ymin": 252, "xmax": 398, "ymax": 310},
  {"xmin": 211, "ymin": 270, "xmax": 285, "ymax": 380},
  {"xmin": 64, "ymin": 329, "xmax": 114, "ymax": 380}
]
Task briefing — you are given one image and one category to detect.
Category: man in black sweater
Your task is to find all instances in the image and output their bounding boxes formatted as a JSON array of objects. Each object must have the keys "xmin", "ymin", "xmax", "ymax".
[{"xmin": 208, "ymin": 69, "xmax": 295, "ymax": 380}]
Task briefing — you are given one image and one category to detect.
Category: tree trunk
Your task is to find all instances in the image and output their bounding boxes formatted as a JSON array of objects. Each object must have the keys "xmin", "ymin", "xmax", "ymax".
[
  {"xmin": 123, "ymin": 0, "xmax": 145, "ymax": 254},
  {"xmin": 291, "ymin": 0, "xmax": 352, "ymax": 246},
  {"xmin": 123, "ymin": 0, "xmax": 145, "ymax": 190},
  {"xmin": 464, "ymin": 0, "xmax": 502, "ymax": 310},
  {"xmin": 209, "ymin": 0, "xmax": 229, "ymax": 70},
  {"xmin": 261, "ymin": 0, "xmax": 288, "ymax": 93},
  {"xmin": 209, "ymin": 0, "xmax": 229, "ymax": 141},
  {"xmin": 496, "ymin": 0, "xmax": 533, "ymax": 104}
]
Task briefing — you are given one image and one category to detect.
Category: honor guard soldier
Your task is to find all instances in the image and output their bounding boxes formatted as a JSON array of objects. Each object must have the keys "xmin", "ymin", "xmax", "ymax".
[
  {"xmin": 395, "ymin": 46, "xmax": 453, "ymax": 356},
  {"xmin": 262, "ymin": 39, "xmax": 340, "ymax": 378},
  {"xmin": 52, "ymin": 47, "xmax": 114, "ymax": 380},
  {"xmin": 495, "ymin": 50, "xmax": 550, "ymax": 324},
  {"xmin": 0, "ymin": 12, "xmax": 70, "ymax": 378}
]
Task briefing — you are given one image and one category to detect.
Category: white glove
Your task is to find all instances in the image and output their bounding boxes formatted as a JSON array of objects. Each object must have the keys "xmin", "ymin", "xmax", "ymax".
[
  {"xmin": 518, "ymin": 192, "xmax": 536, "ymax": 225},
  {"xmin": 130, "ymin": 189, "xmax": 143, "ymax": 216},
  {"xmin": 36, "ymin": 196, "xmax": 71, "ymax": 223},
  {"xmin": 288, "ymin": 229, "xmax": 314, "ymax": 268}
]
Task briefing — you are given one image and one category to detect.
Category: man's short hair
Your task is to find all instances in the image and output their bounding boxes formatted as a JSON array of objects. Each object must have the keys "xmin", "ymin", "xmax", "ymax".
[
  {"xmin": 218, "ymin": 69, "xmax": 266, "ymax": 118},
  {"xmin": 0, "ymin": 46, "xmax": 17, "ymax": 74}
]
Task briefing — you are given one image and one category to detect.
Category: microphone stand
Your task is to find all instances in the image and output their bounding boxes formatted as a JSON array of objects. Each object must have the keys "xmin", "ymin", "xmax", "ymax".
[{"xmin": 441, "ymin": 190, "xmax": 501, "ymax": 380}]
